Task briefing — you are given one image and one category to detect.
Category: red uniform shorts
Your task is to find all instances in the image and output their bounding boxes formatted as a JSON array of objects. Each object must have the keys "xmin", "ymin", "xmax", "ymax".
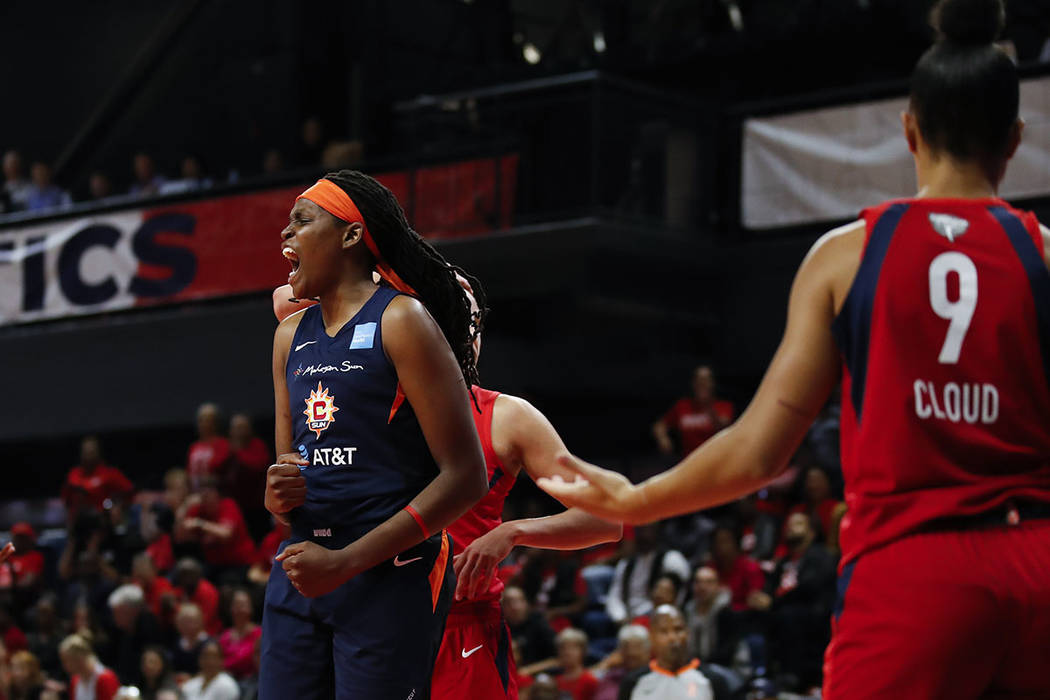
[
  {"xmin": 431, "ymin": 600, "xmax": 518, "ymax": 700},
  {"xmin": 824, "ymin": 519, "xmax": 1050, "ymax": 699}
]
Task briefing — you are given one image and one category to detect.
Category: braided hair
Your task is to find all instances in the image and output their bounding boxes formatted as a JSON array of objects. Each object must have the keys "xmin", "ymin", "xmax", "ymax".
[{"xmin": 323, "ymin": 169, "xmax": 488, "ymax": 391}]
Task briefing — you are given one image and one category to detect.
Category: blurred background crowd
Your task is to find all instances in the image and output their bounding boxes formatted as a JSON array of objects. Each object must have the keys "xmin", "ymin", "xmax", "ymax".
[{"xmin": 0, "ymin": 364, "xmax": 843, "ymax": 700}]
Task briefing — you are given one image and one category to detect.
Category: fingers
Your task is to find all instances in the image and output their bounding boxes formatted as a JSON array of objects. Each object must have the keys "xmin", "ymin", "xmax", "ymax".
[
  {"xmin": 455, "ymin": 553, "xmax": 479, "ymax": 601},
  {"xmin": 269, "ymin": 462, "xmax": 307, "ymax": 476},
  {"xmin": 275, "ymin": 543, "xmax": 303, "ymax": 562},
  {"xmin": 468, "ymin": 559, "xmax": 495, "ymax": 600}
]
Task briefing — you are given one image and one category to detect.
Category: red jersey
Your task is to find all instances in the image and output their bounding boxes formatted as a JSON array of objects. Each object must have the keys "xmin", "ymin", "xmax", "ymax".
[
  {"xmin": 447, "ymin": 386, "xmax": 517, "ymax": 603},
  {"xmin": 62, "ymin": 463, "xmax": 134, "ymax": 511},
  {"xmin": 834, "ymin": 198, "xmax": 1050, "ymax": 565},
  {"xmin": 661, "ymin": 398, "xmax": 735, "ymax": 455},
  {"xmin": 187, "ymin": 437, "xmax": 231, "ymax": 487},
  {"xmin": 185, "ymin": 498, "xmax": 258, "ymax": 567}
]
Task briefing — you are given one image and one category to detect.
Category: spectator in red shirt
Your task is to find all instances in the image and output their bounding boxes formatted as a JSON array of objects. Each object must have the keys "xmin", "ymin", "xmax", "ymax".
[
  {"xmin": 786, "ymin": 468, "xmax": 842, "ymax": 544},
  {"xmin": 247, "ymin": 519, "xmax": 290, "ymax": 585},
  {"xmin": 132, "ymin": 553, "xmax": 175, "ymax": 625},
  {"xmin": 226, "ymin": 413, "xmax": 271, "ymax": 540},
  {"xmin": 653, "ymin": 366, "xmax": 735, "ymax": 458},
  {"xmin": 219, "ymin": 589, "xmax": 261, "ymax": 680},
  {"xmin": 62, "ymin": 437, "xmax": 134, "ymax": 514},
  {"xmin": 176, "ymin": 477, "xmax": 257, "ymax": 579},
  {"xmin": 710, "ymin": 525, "xmax": 765, "ymax": 613},
  {"xmin": 61, "ymin": 633, "xmax": 120, "ymax": 700},
  {"xmin": 186, "ymin": 403, "xmax": 231, "ymax": 489},
  {"xmin": 172, "ymin": 558, "xmax": 221, "ymax": 636},
  {"xmin": 1, "ymin": 523, "xmax": 44, "ymax": 601},
  {"xmin": 553, "ymin": 628, "xmax": 598, "ymax": 700},
  {"xmin": 0, "ymin": 604, "xmax": 28, "ymax": 653}
]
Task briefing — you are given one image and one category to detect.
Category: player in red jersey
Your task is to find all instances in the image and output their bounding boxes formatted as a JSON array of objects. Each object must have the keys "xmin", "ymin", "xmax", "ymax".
[
  {"xmin": 272, "ymin": 279, "xmax": 622, "ymax": 699},
  {"xmin": 539, "ymin": 1, "xmax": 1050, "ymax": 697}
]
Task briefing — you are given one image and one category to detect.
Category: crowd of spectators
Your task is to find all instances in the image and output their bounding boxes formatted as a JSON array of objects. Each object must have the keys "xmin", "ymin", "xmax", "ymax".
[
  {"xmin": 505, "ymin": 366, "xmax": 843, "ymax": 700},
  {"xmin": 0, "ymin": 364, "xmax": 842, "ymax": 700},
  {"xmin": 0, "ymin": 117, "xmax": 363, "ymax": 218}
]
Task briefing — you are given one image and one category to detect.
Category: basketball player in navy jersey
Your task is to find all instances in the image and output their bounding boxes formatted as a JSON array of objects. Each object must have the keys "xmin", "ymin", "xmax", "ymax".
[
  {"xmin": 540, "ymin": 1, "xmax": 1050, "ymax": 697},
  {"xmin": 271, "ymin": 278, "xmax": 623, "ymax": 699},
  {"xmin": 258, "ymin": 170, "xmax": 489, "ymax": 700}
]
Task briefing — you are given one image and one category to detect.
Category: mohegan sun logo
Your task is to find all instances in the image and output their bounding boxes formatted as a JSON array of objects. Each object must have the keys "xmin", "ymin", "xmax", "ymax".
[{"xmin": 304, "ymin": 382, "xmax": 340, "ymax": 438}]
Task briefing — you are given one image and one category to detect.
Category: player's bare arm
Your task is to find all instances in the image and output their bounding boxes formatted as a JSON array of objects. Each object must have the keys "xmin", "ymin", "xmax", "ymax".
[
  {"xmin": 454, "ymin": 395, "xmax": 622, "ymax": 600},
  {"xmin": 278, "ymin": 295, "xmax": 488, "ymax": 596},
  {"xmin": 264, "ymin": 312, "xmax": 308, "ymax": 527},
  {"xmin": 0, "ymin": 542, "xmax": 13, "ymax": 565},
  {"xmin": 538, "ymin": 221, "xmax": 864, "ymax": 523}
]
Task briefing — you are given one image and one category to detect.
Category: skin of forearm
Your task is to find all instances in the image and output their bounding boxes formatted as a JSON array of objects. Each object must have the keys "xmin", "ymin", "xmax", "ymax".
[
  {"xmin": 504, "ymin": 509, "xmax": 621, "ymax": 550},
  {"xmin": 637, "ymin": 420, "xmax": 802, "ymax": 522}
]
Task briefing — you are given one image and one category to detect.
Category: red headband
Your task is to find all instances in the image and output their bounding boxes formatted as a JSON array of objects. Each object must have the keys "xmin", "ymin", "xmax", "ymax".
[{"xmin": 296, "ymin": 179, "xmax": 418, "ymax": 296}]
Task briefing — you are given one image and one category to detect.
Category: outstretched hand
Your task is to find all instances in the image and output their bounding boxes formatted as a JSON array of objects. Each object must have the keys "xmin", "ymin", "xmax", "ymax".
[
  {"xmin": 0, "ymin": 542, "xmax": 13, "ymax": 565},
  {"xmin": 536, "ymin": 453, "xmax": 648, "ymax": 524},
  {"xmin": 275, "ymin": 541, "xmax": 352, "ymax": 598}
]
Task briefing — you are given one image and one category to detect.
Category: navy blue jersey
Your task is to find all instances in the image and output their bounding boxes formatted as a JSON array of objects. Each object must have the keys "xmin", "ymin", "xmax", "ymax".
[{"xmin": 285, "ymin": 285, "xmax": 438, "ymax": 546}]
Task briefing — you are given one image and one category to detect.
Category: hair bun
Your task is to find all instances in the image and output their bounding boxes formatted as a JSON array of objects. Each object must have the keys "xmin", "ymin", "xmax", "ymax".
[{"xmin": 931, "ymin": 0, "xmax": 1005, "ymax": 46}]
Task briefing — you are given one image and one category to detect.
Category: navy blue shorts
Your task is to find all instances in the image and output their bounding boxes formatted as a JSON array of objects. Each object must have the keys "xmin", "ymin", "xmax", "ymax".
[{"xmin": 260, "ymin": 531, "xmax": 454, "ymax": 700}]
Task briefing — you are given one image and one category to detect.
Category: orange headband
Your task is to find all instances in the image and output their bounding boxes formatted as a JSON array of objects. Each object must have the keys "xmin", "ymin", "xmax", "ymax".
[{"xmin": 296, "ymin": 179, "xmax": 418, "ymax": 296}]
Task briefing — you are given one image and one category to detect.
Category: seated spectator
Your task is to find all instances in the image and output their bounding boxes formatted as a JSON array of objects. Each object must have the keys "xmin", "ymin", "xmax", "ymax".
[
  {"xmin": 131, "ymin": 553, "xmax": 175, "ymax": 625},
  {"xmin": 88, "ymin": 171, "xmax": 115, "ymax": 201},
  {"xmin": 737, "ymin": 495, "xmax": 779, "ymax": 562},
  {"xmin": 137, "ymin": 645, "xmax": 177, "ymax": 700},
  {"xmin": 632, "ymin": 574, "xmax": 682, "ymax": 628},
  {"xmin": 505, "ymin": 585, "xmax": 557, "ymax": 666},
  {"xmin": 226, "ymin": 413, "xmax": 271, "ymax": 540},
  {"xmin": 175, "ymin": 477, "xmax": 257, "ymax": 580},
  {"xmin": 605, "ymin": 524, "xmax": 690, "ymax": 624},
  {"xmin": 25, "ymin": 163, "xmax": 72, "ymax": 211},
  {"xmin": 107, "ymin": 584, "xmax": 163, "ymax": 684},
  {"xmin": 261, "ymin": 149, "xmax": 284, "ymax": 175},
  {"xmin": 129, "ymin": 153, "xmax": 166, "ymax": 197},
  {"xmin": 684, "ymin": 567, "xmax": 735, "ymax": 665},
  {"xmin": 592, "ymin": 625, "xmax": 650, "ymax": 700},
  {"xmin": 25, "ymin": 596, "xmax": 63, "ymax": 678},
  {"xmin": 528, "ymin": 673, "xmax": 569, "ymax": 700},
  {"xmin": 99, "ymin": 496, "xmax": 147, "ymax": 578},
  {"xmin": 172, "ymin": 559, "xmax": 221, "ymax": 636},
  {"xmin": 294, "ymin": 117, "xmax": 326, "ymax": 168},
  {"xmin": 60, "ymin": 634, "xmax": 120, "ymax": 700},
  {"xmin": 652, "ymin": 366, "xmax": 734, "ymax": 458},
  {"xmin": 171, "ymin": 602, "xmax": 210, "ymax": 678},
  {"xmin": 247, "ymin": 519, "xmax": 289, "ymax": 586},
  {"xmin": 618, "ymin": 605, "xmax": 725, "ymax": 700},
  {"xmin": 60, "ymin": 545, "xmax": 118, "ymax": 616},
  {"xmin": 180, "ymin": 640, "xmax": 239, "ymax": 700},
  {"xmin": 218, "ymin": 589, "xmax": 260, "ymax": 680},
  {"xmin": 3, "ymin": 150, "xmax": 32, "ymax": 210},
  {"xmin": 186, "ymin": 404, "xmax": 230, "ymax": 489},
  {"xmin": 749, "ymin": 513, "xmax": 836, "ymax": 691},
  {"xmin": 8, "ymin": 649, "xmax": 46, "ymax": 700},
  {"xmin": 62, "ymin": 437, "xmax": 135, "ymax": 514},
  {"xmin": 553, "ymin": 628, "xmax": 598, "ymax": 700},
  {"xmin": 661, "ymin": 513, "xmax": 716, "ymax": 564},
  {"xmin": 520, "ymin": 550, "xmax": 587, "ymax": 628},
  {"xmin": 69, "ymin": 599, "xmax": 112, "ymax": 662},
  {"xmin": 158, "ymin": 156, "xmax": 212, "ymax": 195},
  {"xmin": 0, "ymin": 523, "xmax": 44, "ymax": 608},
  {"xmin": 0, "ymin": 604, "xmax": 28, "ymax": 653},
  {"xmin": 709, "ymin": 525, "xmax": 764, "ymax": 613},
  {"xmin": 787, "ymin": 468, "xmax": 841, "ymax": 543}
]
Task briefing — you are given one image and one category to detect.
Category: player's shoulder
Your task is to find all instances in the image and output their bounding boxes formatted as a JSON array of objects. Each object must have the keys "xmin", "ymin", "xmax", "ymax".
[
  {"xmin": 491, "ymin": 393, "xmax": 534, "ymax": 427},
  {"xmin": 275, "ymin": 304, "xmax": 309, "ymax": 343},
  {"xmin": 806, "ymin": 219, "xmax": 866, "ymax": 267}
]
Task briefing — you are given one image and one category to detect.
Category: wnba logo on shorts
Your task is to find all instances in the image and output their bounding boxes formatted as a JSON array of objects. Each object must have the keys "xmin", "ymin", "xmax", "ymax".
[{"xmin": 303, "ymin": 382, "xmax": 340, "ymax": 438}]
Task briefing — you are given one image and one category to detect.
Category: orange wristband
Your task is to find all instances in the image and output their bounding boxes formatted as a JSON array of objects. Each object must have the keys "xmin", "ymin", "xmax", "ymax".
[{"xmin": 404, "ymin": 505, "xmax": 429, "ymax": 538}]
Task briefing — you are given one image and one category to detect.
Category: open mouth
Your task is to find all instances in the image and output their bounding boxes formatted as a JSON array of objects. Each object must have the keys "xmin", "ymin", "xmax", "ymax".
[{"xmin": 283, "ymin": 247, "xmax": 301, "ymax": 280}]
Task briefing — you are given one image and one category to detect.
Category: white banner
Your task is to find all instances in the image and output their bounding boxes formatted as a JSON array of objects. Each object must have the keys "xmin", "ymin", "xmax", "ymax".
[{"xmin": 741, "ymin": 75, "xmax": 1050, "ymax": 229}]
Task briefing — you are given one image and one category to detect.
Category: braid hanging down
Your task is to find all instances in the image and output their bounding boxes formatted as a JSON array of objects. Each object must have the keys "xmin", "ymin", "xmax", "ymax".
[{"xmin": 323, "ymin": 169, "xmax": 488, "ymax": 392}]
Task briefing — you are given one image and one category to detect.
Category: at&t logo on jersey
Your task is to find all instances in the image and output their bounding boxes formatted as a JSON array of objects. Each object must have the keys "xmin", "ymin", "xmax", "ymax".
[{"xmin": 304, "ymin": 382, "xmax": 340, "ymax": 438}]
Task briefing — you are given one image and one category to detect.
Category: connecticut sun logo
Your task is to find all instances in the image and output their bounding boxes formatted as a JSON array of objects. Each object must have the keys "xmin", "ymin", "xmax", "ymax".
[{"xmin": 304, "ymin": 382, "xmax": 340, "ymax": 438}]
